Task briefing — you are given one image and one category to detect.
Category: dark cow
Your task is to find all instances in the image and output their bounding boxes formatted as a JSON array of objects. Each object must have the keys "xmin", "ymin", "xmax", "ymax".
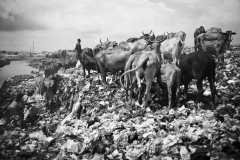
[
  {"xmin": 126, "ymin": 38, "xmax": 139, "ymax": 43},
  {"xmin": 41, "ymin": 75, "xmax": 62, "ymax": 112},
  {"xmin": 224, "ymin": 31, "xmax": 236, "ymax": 50},
  {"xmin": 126, "ymin": 30, "xmax": 152, "ymax": 43},
  {"xmin": 2, "ymin": 93, "xmax": 25, "ymax": 128},
  {"xmin": 194, "ymin": 26, "xmax": 206, "ymax": 51},
  {"xmin": 63, "ymin": 59, "xmax": 78, "ymax": 69},
  {"xmin": 80, "ymin": 48, "xmax": 97, "ymax": 78},
  {"xmin": 179, "ymin": 51, "xmax": 217, "ymax": 108},
  {"xmin": 44, "ymin": 63, "xmax": 63, "ymax": 77},
  {"xmin": 59, "ymin": 50, "xmax": 67, "ymax": 59}
]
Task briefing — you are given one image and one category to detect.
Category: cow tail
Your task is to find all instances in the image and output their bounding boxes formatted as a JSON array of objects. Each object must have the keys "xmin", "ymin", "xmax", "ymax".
[
  {"xmin": 121, "ymin": 56, "xmax": 135, "ymax": 91},
  {"xmin": 120, "ymin": 56, "xmax": 149, "ymax": 90}
]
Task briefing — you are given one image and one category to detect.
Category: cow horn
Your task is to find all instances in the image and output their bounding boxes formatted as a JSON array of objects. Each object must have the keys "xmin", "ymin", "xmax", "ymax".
[
  {"xmin": 142, "ymin": 31, "xmax": 145, "ymax": 35},
  {"xmin": 156, "ymin": 36, "xmax": 167, "ymax": 43},
  {"xmin": 149, "ymin": 30, "xmax": 152, "ymax": 34},
  {"xmin": 100, "ymin": 39, "xmax": 102, "ymax": 44}
]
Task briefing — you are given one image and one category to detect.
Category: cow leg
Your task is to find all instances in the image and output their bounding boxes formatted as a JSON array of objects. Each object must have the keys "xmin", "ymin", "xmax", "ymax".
[
  {"xmin": 130, "ymin": 80, "xmax": 137, "ymax": 105},
  {"xmin": 176, "ymin": 80, "xmax": 181, "ymax": 108},
  {"xmin": 19, "ymin": 109, "xmax": 24, "ymax": 128},
  {"xmin": 183, "ymin": 79, "xmax": 190, "ymax": 100},
  {"xmin": 161, "ymin": 54, "xmax": 165, "ymax": 64},
  {"xmin": 144, "ymin": 79, "xmax": 153, "ymax": 112},
  {"xmin": 101, "ymin": 71, "xmax": 107, "ymax": 85},
  {"xmin": 136, "ymin": 74, "xmax": 143, "ymax": 105},
  {"xmin": 86, "ymin": 69, "xmax": 90, "ymax": 78},
  {"xmin": 144, "ymin": 68, "xmax": 156, "ymax": 111},
  {"xmin": 209, "ymin": 76, "xmax": 216, "ymax": 109},
  {"xmin": 196, "ymin": 79, "xmax": 204, "ymax": 106},
  {"xmin": 50, "ymin": 91, "xmax": 54, "ymax": 113},
  {"xmin": 167, "ymin": 84, "xmax": 172, "ymax": 109},
  {"xmin": 83, "ymin": 67, "xmax": 86, "ymax": 78}
]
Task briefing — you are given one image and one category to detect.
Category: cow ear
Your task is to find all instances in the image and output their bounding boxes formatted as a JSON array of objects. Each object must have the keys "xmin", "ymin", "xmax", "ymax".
[{"xmin": 232, "ymin": 32, "xmax": 236, "ymax": 35}]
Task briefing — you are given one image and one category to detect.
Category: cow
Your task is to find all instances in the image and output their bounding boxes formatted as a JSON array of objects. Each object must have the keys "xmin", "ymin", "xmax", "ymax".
[
  {"xmin": 159, "ymin": 63, "xmax": 181, "ymax": 108},
  {"xmin": 120, "ymin": 36, "xmax": 167, "ymax": 112},
  {"xmin": 59, "ymin": 50, "xmax": 67, "ymax": 59},
  {"xmin": 126, "ymin": 30, "xmax": 152, "ymax": 43},
  {"xmin": 80, "ymin": 48, "xmax": 97, "ymax": 78},
  {"xmin": 44, "ymin": 63, "xmax": 63, "ymax": 78},
  {"xmin": 179, "ymin": 51, "xmax": 217, "ymax": 109},
  {"xmin": 40, "ymin": 75, "xmax": 62, "ymax": 112},
  {"xmin": 199, "ymin": 39, "xmax": 224, "ymax": 65},
  {"xmin": 95, "ymin": 34, "xmax": 156, "ymax": 85},
  {"xmin": 66, "ymin": 50, "xmax": 77, "ymax": 59},
  {"xmin": 95, "ymin": 49, "xmax": 133, "ymax": 85},
  {"xmin": 63, "ymin": 59, "xmax": 78, "ymax": 69},
  {"xmin": 167, "ymin": 31, "xmax": 186, "ymax": 55},
  {"xmin": 126, "ymin": 38, "xmax": 139, "ymax": 43},
  {"xmin": 2, "ymin": 92, "xmax": 25, "ymax": 128},
  {"xmin": 196, "ymin": 29, "xmax": 236, "ymax": 63},
  {"xmin": 93, "ymin": 39, "xmax": 113, "ymax": 56},
  {"xmin": 160, "ymin": 37, "xmax": 183, "ymax": 65},
  {"xmin": 224, "ymin": 31, "xmax": 236, "ymax": 50},
  {"xmin": 166, "ymin": 31, "xmax": 186, "ymax": 42},
  {"xmin": 124, "ymin": 38, "xmax": 154, "ymax": 53},
  {"xmin": 194, "ymin": 26, "xmax": 206, "ymax": 51},
  {"xmin": 206, "ymin": 27, "xmax": 222, "ymax": 33},
  {"xmin": 106, "ymin": 41, "xmax": 118, "ymax": 49}
]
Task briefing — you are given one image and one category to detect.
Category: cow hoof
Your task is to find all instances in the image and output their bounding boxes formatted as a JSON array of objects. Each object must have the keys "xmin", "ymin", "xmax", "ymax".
[{"xmin": 86, "ymin": 75, "xmax": 90, "ymax": 78}]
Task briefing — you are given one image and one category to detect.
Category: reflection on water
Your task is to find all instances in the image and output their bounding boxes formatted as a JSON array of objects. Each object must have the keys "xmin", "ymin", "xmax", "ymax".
[{"xmin": 0, "ymin": 61, "xmax": 38, "ymax": 87}]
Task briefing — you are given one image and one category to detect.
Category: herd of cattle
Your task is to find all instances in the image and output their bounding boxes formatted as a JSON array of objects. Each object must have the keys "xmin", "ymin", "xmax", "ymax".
[{"xmin": 39, "ymin": 26, "xmax": 236, "ymax": 113}]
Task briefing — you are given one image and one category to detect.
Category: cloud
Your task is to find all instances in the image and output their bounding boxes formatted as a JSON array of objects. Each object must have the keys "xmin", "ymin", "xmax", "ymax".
[{"xmin": 0, "ymin": 0, "xmax": 239, "ymax": 52}]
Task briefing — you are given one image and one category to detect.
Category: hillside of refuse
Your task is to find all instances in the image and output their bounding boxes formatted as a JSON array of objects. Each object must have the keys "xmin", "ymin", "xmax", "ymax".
[{"xmin": 0, "ymin": 47, "xmax": 240, "ymax": 160}]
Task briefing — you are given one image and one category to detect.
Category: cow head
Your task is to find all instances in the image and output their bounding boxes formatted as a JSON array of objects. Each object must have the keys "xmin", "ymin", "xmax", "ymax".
[
  {"xmin": 108, "ymin": 41, "xmax": 118, "ymax": 48},
  {"xmin": 140, "ymin": 30, "xmax": 152, "ymax": 40},
  {"xmin": 146, "ymin": 35, "xmax": 167, "ymax": 48},
  {"xmin": 223, "ymin": 31, "xmax": 236, "ymax": 50},
  {"xmin": 167, "ymin": 32, "xmax": 176, "ymax": 39}
]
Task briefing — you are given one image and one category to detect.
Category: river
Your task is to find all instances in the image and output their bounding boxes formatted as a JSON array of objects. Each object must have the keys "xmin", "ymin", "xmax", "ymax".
[{"xmin": 0, "ymin": 61, "xmax": 38, "ymax": 87}]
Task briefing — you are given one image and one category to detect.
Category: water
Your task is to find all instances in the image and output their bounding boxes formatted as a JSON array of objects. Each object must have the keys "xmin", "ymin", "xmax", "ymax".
[{"xmin": 0, "ymin": 61, "xmax": 38, "ymax": 87}]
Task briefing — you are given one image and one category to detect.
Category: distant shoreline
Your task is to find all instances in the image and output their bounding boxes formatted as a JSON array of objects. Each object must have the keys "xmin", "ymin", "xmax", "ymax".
[{"xmin": 0, "ymin": 56, "xmax": 44, "ymax": 68}]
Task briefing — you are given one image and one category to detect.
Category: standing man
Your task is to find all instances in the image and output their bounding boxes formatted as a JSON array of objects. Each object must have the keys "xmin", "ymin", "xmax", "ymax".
[{"xmin": 75, "ymin": 38, "xmax": 81, "ymax": 60}]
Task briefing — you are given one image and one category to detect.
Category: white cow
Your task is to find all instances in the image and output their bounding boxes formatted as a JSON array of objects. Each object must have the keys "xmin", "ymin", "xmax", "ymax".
[{"xmin": 160, "ymin": 37, "xmax": 184, "ymax": 64}]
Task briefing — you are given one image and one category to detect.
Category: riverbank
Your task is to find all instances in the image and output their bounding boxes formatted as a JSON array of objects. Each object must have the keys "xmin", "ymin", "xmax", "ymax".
[{"xmin": 0, "ymin": 58, "xmax": 10, "ymax": 67}]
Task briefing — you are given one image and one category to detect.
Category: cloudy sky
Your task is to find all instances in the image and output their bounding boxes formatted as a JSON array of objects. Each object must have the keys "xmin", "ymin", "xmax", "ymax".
[{"xmin": 0, "ymin": 0, "xmax": 239, "ymax": 52}]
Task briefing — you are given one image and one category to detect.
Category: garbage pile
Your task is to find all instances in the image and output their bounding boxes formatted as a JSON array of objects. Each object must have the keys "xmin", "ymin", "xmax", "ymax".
[{"xmin": 0, "ymin": 47, "xmax": 240, "ymax": 160}]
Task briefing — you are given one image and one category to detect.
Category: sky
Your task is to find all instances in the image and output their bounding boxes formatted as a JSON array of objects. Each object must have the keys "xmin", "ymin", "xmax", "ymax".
[{"xmin": 0, "ymin": 0, "xmax": 240, "ymax": 53}]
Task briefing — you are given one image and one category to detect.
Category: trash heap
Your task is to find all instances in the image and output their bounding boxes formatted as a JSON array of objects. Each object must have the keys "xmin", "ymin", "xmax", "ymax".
[{"xmin": 0, "ymin": 48, "xmax": 240, "ymax": 160}]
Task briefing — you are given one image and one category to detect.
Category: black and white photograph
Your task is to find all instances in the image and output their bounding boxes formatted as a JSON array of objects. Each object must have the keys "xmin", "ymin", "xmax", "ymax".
[{"xmin": 0, "ymin": 0, "xmax": 240, "ymax": 159}]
